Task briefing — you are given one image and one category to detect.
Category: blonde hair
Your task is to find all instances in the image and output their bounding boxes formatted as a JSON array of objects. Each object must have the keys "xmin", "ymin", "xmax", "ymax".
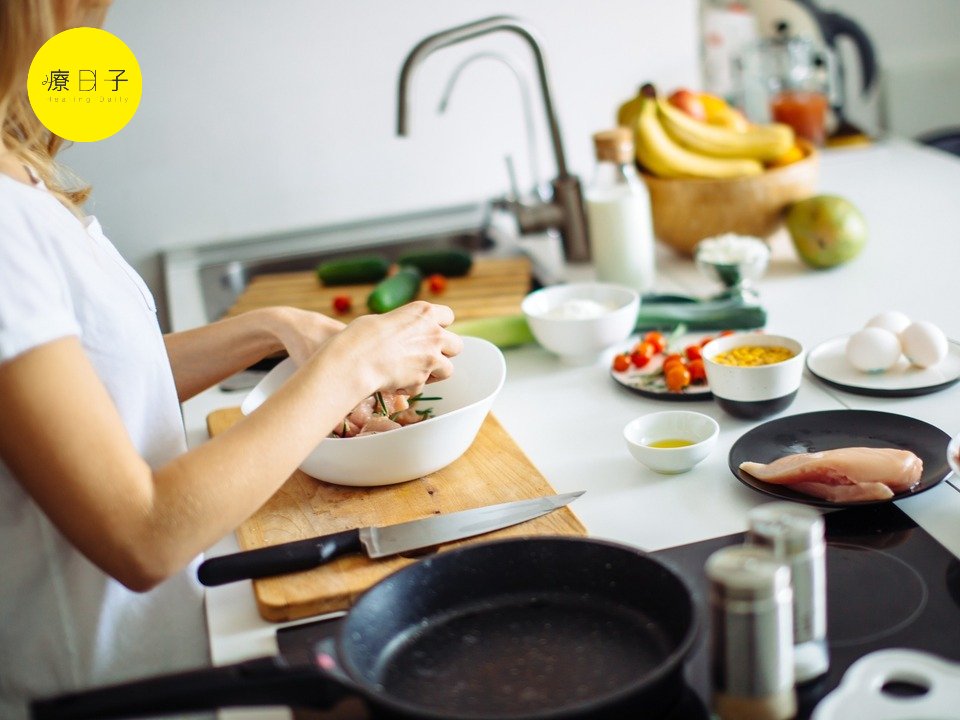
[{"xmin": 0, "ymin": 1, "xmax": 91, "ymax": 207}]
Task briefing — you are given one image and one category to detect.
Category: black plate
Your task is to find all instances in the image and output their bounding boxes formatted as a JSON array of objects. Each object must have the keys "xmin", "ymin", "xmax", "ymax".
[{"xmin": 728, "ymin": 410, "xmax": 952, "ymax": 508}]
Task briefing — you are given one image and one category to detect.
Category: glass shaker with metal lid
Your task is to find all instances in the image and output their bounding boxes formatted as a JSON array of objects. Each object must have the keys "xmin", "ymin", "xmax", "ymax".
[
  {"xmin": 706, "ymin": 545, "xmax": 796, "ymax": 720},
  {"xmin": 748, "ymin": 501, "xmax": 829, "ymax": 683}
]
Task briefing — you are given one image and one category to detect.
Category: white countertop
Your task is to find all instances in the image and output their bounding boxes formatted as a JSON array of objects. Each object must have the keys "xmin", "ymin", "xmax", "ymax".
[{"xmin": 172, "ymin": 138, "xmax": 960, "ymax": 720}]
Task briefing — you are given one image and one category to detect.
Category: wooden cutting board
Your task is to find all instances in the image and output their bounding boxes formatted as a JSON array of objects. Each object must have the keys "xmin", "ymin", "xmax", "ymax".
[
  {"xmin": 207, "ymin": 408, "xmax": 586, "ymax": 622},
  {"xmin": 224, "ymin": 256, "xmax": 532, "ymax": 322}
]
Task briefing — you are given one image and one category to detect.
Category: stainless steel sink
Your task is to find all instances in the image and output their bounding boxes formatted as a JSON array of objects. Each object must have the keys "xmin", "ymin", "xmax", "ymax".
[{"xmin": 164, "ymin": 203, "xmax": 502, "ymax": 328}]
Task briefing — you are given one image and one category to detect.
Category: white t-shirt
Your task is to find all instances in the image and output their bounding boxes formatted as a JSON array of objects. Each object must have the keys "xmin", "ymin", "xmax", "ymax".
[{"xmin": 0, "ymin": 174, "xmax": 209, "ymax": 719}]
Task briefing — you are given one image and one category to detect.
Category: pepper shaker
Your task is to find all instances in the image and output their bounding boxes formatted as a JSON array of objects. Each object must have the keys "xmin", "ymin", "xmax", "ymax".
[
  {"xmin": 707, "ymin": 545, "xmax": 797, "ymax": 720},
  {"xmin": 748, "ymin": 501, "xmax": 829, "ymax": 683}
]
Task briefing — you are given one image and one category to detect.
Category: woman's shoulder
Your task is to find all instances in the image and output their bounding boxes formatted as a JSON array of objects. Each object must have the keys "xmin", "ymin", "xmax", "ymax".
[{"xmin": 0, "ymin": 173, "xmax": 83, "ymax": 248}]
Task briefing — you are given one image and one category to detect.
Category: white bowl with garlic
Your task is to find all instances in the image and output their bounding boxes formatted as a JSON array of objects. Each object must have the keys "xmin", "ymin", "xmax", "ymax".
[{"xmin": 806, "ymin": 311, "xmax": 960, "ymax": 397}]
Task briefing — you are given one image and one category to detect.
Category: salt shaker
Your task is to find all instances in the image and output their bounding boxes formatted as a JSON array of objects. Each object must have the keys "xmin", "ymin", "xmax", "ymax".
[
  {"xmin": 748, "ymin": 501, "xmax": 829, "ymax": 683},
  {"xmin": 706, "ymin": 545, "xmax": 796, "ymax": 720}
]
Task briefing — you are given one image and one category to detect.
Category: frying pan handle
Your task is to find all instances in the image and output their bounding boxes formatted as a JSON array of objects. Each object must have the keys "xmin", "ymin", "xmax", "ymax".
[
  {"xmin": 30, "ymin": 656, "xmax": 347, "ymax": 720},
  {"xmin": 198, "ymin": 528, "xmax": 363, "ymax": 586}
]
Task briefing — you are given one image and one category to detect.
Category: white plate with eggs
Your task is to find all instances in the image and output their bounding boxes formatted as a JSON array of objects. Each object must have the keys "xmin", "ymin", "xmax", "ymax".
[{"xmin": 807, "ymin": 311, "xmax": 960, "ymax": 397}]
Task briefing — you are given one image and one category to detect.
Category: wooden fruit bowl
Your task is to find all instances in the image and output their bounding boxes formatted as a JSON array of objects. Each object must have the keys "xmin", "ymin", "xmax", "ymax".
[{"xmin": 640, "ymin": 140, "xmax": 819, "ymax": 256}]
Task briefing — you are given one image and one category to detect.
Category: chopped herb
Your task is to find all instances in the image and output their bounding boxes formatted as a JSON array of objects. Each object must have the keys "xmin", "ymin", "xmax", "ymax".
[{"xmin": 374, "ymin": 391, "xmax": 388, "ymax": 415}]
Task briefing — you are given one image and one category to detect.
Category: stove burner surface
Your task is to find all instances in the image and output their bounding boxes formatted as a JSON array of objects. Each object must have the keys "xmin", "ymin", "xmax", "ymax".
[
  {"xmin": 654, "ymin": 502, "xmax": 960, "ymax": 720},
  {"xmin": 827, "ymin": 544, "xmax": 928, "ymax": 646}
]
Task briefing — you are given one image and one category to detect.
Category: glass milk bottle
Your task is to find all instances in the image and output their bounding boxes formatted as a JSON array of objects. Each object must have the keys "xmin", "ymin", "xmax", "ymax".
[{"xmin": 586, "ymin": 128, "xmax": 656, "ymax": 294}]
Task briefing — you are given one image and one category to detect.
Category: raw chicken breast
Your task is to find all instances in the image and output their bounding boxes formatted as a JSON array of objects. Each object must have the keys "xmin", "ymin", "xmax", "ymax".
[{"xmin": 739, "ymin": 447, "xmax": 923, "ymax": 503}]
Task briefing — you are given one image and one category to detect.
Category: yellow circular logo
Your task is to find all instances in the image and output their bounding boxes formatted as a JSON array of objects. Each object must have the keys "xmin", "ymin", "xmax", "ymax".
[{"xmin": 27, "ymin": 27, "xmax": 142, "ymax": 143}]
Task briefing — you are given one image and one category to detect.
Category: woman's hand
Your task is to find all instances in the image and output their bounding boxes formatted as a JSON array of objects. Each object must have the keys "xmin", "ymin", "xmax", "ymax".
[
  {"xmin": 321, "ymin": 301, "xmax": 463, "ymax": 397},
  {"xmin": 267, "ymin": 306, "xmax": 345, "ymax": 365}
]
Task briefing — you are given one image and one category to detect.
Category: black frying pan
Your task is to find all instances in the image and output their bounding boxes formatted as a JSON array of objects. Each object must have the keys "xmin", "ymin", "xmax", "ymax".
[{"xmin": 32, "ymin": 537, "xmax": 699, "ymax": 720}]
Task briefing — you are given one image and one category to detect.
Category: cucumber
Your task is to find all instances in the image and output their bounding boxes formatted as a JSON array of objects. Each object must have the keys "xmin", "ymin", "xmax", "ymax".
[
  {"xmin": 316, "ymin": 256, "xmax": 390, "ymax": 286},
  {"xmin": 396, "ymin": 249, "xmax": 473, "ymax": 277},
  {"xmin": 367, "ymin": 266, "xmax": 423, "ymax": 314},
  {"xmin": 450, "ymin": 314, "xmax": 535, "ymax": 349}
]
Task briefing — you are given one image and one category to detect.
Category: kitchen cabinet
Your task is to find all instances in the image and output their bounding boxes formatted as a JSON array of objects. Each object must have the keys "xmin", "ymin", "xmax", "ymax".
[{"xmin": 171, "ymin": 138, "xmax": 960, "ymax": 720}]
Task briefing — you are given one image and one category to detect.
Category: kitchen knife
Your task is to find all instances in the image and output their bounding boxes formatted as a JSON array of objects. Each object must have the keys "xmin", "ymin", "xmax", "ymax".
[{"xmin": 197, "ymin": 491, "xmax": 585, "ymax": 586}]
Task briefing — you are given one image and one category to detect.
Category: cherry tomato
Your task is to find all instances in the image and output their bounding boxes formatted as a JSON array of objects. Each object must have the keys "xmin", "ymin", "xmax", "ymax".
[
  {"xmin": 332, "ymin": 295, "xmax": 352, "ymax": 314},
  {"xmin": 687, "ymin": 358, "xmax": 706, "ymax": 383},
  {"xmin": 427, "ymin": 273, "xmax": 447, "ymax": 294},
  {"xmin": 719, "ymin": 329, "xmax": 735, "ymax": 337},
  {"xmin": 685, "ymin": 344, "xmax": 703, "ymax": 361},
  {"xmin": 662, "ymin": 353, "xmax": 684, "ymax": 372},
  {"xmin": 631, "ymin": 350, "xmax": 652, "ymax": 368},
  {"xmin": 699, "ymin": 335, "xmax": 715, "ymax": 348},
  {"xmin": 643, "ymin": 331, "xmax": 666, "ymax": 354},
  {"xmin": 665, "ymin": 364, "xmax": 692, "ymax": 392},
  {"xmin": 612, "ymin": 353, "xmax": 631, "ymax": 373},
  {"xmin": 632, "ymin": 340, "xmax": 656, "ymax": 358}
]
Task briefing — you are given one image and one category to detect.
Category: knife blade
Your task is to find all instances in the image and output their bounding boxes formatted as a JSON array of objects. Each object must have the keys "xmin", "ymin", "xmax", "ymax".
[{"xmin": 197, "ymin": 491, "xmax": 585, "ymax": 586}]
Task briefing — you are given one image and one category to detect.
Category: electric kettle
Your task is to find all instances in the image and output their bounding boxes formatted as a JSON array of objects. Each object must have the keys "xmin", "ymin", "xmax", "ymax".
[{"xmin": 744, "ymin": 0, "xmax": 877, "ymax": 127}]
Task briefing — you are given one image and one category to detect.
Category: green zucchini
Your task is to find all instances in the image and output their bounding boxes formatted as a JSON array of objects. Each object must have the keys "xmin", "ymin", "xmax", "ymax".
[
  {"xmin": 367, "ymin": 266, "xmax": 423, "ymax": 314},
  {"xmin": 450, "ymin": 314, "xmax": 535, "ymax": 348},
  {"xmin": 396, "ymin": 249, "xmax": 473, "ymax": 277},
  {"xmin": 316, "ymin": 256, "xmax": 390, "ymax": 286}
]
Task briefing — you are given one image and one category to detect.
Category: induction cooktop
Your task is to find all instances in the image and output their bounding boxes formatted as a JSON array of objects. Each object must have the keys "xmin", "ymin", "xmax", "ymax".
[{"xmin": 277, "ymin": 502, "xmax": 960, "ymax": 720}]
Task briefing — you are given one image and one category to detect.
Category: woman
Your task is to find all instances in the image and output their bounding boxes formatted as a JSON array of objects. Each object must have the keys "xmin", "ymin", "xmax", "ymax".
[{"xmin": 0, "ymin": 2, "xmax": 463, "ymax": 717}]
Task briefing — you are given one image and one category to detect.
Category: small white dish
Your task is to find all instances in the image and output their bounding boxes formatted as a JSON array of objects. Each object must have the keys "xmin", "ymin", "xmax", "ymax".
[
  {"xmin": 521, "ymin": 282, "xmax": 639, "ymax": 365},
  {"xmin": 806, "ymin": 335, "xmax": 960, "ymax": 397},
  {"xmin": 623, "ymin": 410, "xmax": 719, "ymax": 475}
]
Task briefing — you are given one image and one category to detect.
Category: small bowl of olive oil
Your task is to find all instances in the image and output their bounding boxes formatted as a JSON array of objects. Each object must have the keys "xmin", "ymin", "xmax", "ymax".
[{"xmin": 623, "ymin": 410, "xmax": 719, "ymax": 474}]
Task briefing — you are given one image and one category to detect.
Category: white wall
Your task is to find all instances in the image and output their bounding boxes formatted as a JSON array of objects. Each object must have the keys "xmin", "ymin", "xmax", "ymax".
[{"xmin": 63, "ymin": 0, "xmax": 701, "ymax": 327}]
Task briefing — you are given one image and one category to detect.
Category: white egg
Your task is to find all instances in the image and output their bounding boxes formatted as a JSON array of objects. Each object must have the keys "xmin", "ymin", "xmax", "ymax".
[
  {"xmin": 866, "ymin": 310, "xmax": 911, "ymax": 336},
  {"xmin": 845, "ymin": 327, "xmax": 902, "ymax": 373},
  {"xmin": 900, "ymin": 321, "xmax": 948, "ymax": 369}
]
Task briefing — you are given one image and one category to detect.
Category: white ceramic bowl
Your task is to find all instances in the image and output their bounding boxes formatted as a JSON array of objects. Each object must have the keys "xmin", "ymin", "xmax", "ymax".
[
  {"xmin": 948, "ymin": 433, "xmax": 960, "ymax": 479},
  {"xmin": 702, "ymin": 332, "xmax": 805, "ymax": 419},
  {"xmin": 240, "ymin": 336, "xmax": 506, "ymax": 486},
  {"xmin": 623, "ymin": 411, "xmax": 720, "ymax": 474},
  {"xmin": 521, "ymin": 282, "xmax": 640, "ymax": 364}
]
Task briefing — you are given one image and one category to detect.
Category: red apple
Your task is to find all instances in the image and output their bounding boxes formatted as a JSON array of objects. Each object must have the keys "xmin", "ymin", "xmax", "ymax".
[{"xmin": 668, "ymin": 89, "xmax": 707, "ymax": 122}]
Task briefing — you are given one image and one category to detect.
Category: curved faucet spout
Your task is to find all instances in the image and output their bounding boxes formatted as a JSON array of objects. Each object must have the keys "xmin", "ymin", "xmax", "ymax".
[{"xmin": 396, "ymin": 15, "xmax": 570, "ymax": 180}]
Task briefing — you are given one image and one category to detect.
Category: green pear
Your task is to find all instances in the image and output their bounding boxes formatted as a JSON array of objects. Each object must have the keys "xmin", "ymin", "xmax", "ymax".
[{"xmin": 786, "ymin": 195, "xmax": 867, "ymax": 269}]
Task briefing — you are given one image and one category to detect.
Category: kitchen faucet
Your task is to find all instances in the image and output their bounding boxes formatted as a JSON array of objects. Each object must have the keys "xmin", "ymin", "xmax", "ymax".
[{"xmin": 396, "ymin": 16, "xmax": 591, "ymax": 263}]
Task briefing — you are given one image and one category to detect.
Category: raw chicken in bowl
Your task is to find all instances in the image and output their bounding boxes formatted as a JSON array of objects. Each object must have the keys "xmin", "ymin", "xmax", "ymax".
[{"xmin": 240, "ymin": 336, "xmax": 506, "ymax": 486}]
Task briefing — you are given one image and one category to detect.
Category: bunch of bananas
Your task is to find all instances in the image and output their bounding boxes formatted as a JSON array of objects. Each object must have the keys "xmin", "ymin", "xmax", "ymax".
[{"xmin": 618, "ymin": 85, "xmax": 797, "ymax": 180}]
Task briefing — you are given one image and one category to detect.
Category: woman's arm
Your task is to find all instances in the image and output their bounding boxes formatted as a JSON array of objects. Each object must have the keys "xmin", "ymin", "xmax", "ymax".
[
  {"xmin": 163, "ymin": 306, "xmax": 345, "ymax": 402},
  {"xmin": 0, "ymin": 302, "xmax": 461, "ymax": 592}
]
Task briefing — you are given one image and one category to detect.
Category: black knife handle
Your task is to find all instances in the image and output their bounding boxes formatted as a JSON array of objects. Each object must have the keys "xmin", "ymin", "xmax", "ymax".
[{"xmin": 197, "ymin": 528, "xmax": 363, "ymax": 586}]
